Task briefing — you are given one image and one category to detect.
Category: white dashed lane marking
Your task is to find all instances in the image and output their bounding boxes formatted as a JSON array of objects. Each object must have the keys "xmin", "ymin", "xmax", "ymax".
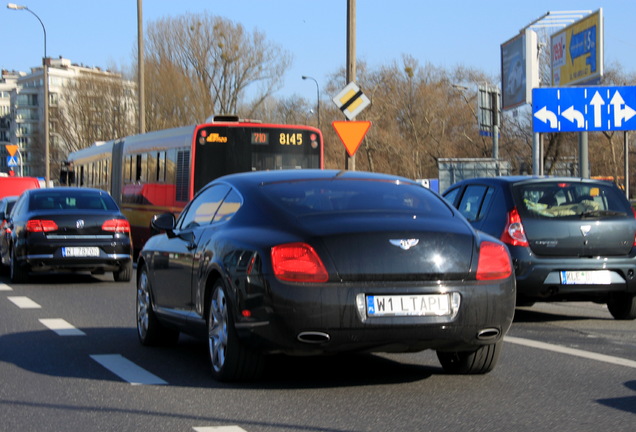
[
  {"xmin": 90, "ymin": 354, "xmax": 167, "ymax": 385},
  {"xmin": 39, "ymin": 318, "xmax": 86, "ymax": 336},
  {"xmin": 193, "ymin": 427, "xmax": 248, "ymax": 432},
  {"xmin": 506, "ymin": 336, "xmax": 636, "ymax": 369},
  {"xmin": 0, "ymin": 283, "xmax": 13, "ymax": 291},
  {"xmin": 7, "ymin": 296, "xmax": 41, "ymax": 309}
]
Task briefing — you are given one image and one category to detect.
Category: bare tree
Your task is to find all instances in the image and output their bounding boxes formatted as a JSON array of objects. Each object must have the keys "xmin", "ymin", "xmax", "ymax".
[
  {"xmin": 55, "ymin": 70, "xmax": 137, "ymax": 162},
  {"xmin": 143, "ymin": 12, "xmax": 291, "ymax": 130},
  {"xmin": 322, "ymin": 57, "xmax": 496, "ymax": 178}
]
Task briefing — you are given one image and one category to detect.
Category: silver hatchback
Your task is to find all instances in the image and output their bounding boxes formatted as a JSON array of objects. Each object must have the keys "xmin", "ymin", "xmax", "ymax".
[{"xmin": 443, "ymin": 176, "xmax": 636, "ymax": 320}]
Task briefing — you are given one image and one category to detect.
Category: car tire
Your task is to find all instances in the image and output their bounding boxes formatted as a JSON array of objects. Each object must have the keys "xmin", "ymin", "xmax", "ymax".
[
  {"xmin": 436, "ymin": 341, "xmax": 502, "ymax": 374},
  {"xmin": 208, "ymin": 280, "xmax": 264, "ymax": 382},
  {"xmin": 607, "ymin": 292, "xmax": 636, "ymax": 320},
  {"xmin": 113, "ymin": 261, "xmax": 132, "ymax": 282},
  {"xmin": 136, "ymin": 265, "xmax": 179, "ymax": 345},
  {"xmin": 10, "ymin": 247, "xmax": 28, "ymax": 284}
]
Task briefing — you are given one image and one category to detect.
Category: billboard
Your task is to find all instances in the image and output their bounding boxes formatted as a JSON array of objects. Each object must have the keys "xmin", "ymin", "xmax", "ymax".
[
  {"xmin": 501, "ymin": 28, "xmax": 539, "ymax": 111},
  {"xmin": 551, "ymin": 9, "xmax": 603, "ymax": 86}
]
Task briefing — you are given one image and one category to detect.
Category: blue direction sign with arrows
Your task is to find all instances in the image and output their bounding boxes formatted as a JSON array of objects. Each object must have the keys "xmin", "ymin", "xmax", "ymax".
[{"xmin": 533, "ymin": 86, "xmax": 636, "ymax": 133}]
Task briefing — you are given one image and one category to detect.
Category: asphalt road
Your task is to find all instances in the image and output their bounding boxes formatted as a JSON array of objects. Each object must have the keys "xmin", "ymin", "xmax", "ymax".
[{"xmin": 1, "ymin": 271, "xmax": 635, "ymax": 432}]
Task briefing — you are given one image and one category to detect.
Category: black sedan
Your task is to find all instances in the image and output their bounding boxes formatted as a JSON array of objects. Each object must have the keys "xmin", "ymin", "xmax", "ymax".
[
  {"xmin": 137, "ymin": 170, "xmax": 516, "ymax": 381},
  {"xmin": 3, "ymin": 188, "xmax": 132, "ymax": 283}
]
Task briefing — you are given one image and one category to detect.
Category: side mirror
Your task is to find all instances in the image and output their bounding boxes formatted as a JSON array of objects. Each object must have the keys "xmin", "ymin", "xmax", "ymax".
[{"xmin": 150, "ymin": 213, "xmax": 177, "ymax": 238}]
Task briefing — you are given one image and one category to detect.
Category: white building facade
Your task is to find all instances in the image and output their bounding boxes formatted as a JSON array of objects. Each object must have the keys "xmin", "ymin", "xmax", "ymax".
[{"xmin": 1, "ymin": 58, "xmax": 133, "ymax": 179}]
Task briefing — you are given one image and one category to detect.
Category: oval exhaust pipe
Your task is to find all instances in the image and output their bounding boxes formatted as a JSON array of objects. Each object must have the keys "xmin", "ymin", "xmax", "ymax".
[
  {"xmin": 297, "ymin": 331, "xmax": 330, "ymax": 344},
  {"xmin": 476, "ymin": 328, "xmax": 500, "ymax": 341}
]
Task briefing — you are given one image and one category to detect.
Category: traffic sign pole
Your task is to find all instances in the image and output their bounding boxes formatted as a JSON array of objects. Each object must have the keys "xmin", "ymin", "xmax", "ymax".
[{"xmin": 346, "ymin": 0, "xmax": 356, "ymax": 170}]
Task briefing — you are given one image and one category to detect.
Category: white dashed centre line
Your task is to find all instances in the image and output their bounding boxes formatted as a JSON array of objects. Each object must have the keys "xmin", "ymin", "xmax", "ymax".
[
  {"xmin": 0, "ymin": 283, "xmax": 13, "ymax": 291},
  {"xmin": 506, "ymin": 336, "xmax": 636, "ymax": 369},
  {"xmin": 39, "ymin": 318, "xmax": 86, "ymax": 336},
  {"xmin": 90, "ymin": 354, "xmax": 167, "ymax": 385},
  {"xmin": 7, "ymin": 296, "xmax": 41, "ymax": 309}
]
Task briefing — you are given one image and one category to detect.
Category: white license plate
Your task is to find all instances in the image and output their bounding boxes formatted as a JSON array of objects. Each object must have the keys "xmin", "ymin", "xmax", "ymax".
[
  {"xmin": 62, "ymin": 247, "xmax": 100, "ymax": 257},
  {"xmin": 560, "ymin": 270, "xmax": 611, "ymax": 285},
  {"xmin": 367, "ymin": 294, "xmax": 451, "ymax": 317}
]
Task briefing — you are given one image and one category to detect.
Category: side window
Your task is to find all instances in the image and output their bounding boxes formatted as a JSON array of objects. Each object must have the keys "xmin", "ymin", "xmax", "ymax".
[
  {"xmin": 11, "ymin": 195, "xmax": 26, "ymax": 217},
  {"xmin": 477, "ymin": 187, "xmax": 495, "ymax": 220},
  {"xmin": 442, "ymin": 187, "xmax": 461, "ymax": 206},
  {"xmin": 177, "ymin": 184, "xmax": 230, "ymax": 230},
  {"xmin": 457, "ymin": 185, "xmax": 488, "ymax": 222},
  {"xmin": 213, "ymin": 188, "xmax": 242, "ymax": 223}
]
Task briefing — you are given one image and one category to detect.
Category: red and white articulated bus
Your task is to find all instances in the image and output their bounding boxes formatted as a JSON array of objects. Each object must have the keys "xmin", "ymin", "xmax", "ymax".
[{"xmin": 64, "ymin": 115, "xmax": 324, "ymax": 253}]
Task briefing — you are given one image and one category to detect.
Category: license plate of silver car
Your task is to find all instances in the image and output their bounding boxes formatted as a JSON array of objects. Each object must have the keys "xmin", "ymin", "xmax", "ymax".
[
  {"xmin": 560, "ymin": 270, "xmax": 611, "ymax": 285},
  {"xmin": 366, "ymin": 294, "xmax": 451, "ymax": 317}
]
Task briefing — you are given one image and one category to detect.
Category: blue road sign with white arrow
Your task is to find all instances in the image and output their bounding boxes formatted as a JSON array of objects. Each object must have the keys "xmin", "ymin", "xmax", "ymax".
[{"xmin": 533, "ymin": 86, "xmax": 636, "ymax": 133}]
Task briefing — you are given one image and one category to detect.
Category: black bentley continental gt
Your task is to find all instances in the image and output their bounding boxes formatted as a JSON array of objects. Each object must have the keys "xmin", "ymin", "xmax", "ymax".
[
  {"xmin": 2, "ymin": 188, "xmax": 132, "ymax": 283},
  {"xmin": 136, "ymin": 170, "xmax": 516, "ymax": 382}
]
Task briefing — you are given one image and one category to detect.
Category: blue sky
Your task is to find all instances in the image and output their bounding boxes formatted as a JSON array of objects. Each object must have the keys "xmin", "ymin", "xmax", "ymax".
[{"xmin": 3, "ymin": 1, "xmax": 635, "ymax": 99}]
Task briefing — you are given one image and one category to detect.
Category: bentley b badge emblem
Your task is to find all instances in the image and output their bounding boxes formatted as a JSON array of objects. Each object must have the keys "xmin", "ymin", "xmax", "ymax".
[{"xmin": 389, "ymin": 239, "xmax": 420, "ymax": 250}]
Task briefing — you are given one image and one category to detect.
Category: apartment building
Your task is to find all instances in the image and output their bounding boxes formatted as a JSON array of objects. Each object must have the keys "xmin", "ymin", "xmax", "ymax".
[{"xmin": 1, "ymin": 58, "xmax": 133, "ymax": 180}]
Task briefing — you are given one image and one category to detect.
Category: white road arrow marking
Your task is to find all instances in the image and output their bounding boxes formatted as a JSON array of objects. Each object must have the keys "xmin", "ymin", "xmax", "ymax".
[
  {"xmin": 610, "ymin": 91, "xmax": 636, "ymax": 127},
  {"xmin": 590, "ymin": 91, "xmax": 605, "ymax": 128},
  {"xmin": 534, "ymin": 106, "xmax": 558, "ymax": 129},
  {"xmin": 562, "ymin": 106, "xmax": 585, "ymax": 128}
]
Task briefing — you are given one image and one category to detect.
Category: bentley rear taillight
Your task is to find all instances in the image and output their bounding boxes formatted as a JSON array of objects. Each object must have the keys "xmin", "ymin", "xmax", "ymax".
[
  {"xmin": 500, "ymin": 207, "xmax": 529, "ymax": 247},
  {"xmin": 102, "ymin": 219, "xmax": 131, "ymax": 233},
  {"xmin": 476, "ymin": 241, "xmax": 512, "ymax": 280},
  {"xmin": 271, "ymin": 243, "xmax": 328, "ymax": 283}
]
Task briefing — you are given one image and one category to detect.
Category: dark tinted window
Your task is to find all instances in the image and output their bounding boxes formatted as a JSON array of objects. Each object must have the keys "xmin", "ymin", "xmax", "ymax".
[
  {"xmin": 513, "ymin": 181, "xmax": 631, "ymax": 219},
  {"xmin": 213, "ymin": 188, "xmax": 242, "ymax": 223},
  {"xmin": 177, "ymin": 184, "xmax": 230, "ymax": 230},
  {"xmin": 29, "ymin": 190, "xmax": 118, "ymax": 211},
  {"xmin": 442, "ymin": 187, "xmax": 461, "ymax": 206},
  {"xmin": 261, "ymin": 179, "xmax": 453, "ymax": 217},
  {"xmin": 456, "ymin": 185, "xmax": 493, "ymax": 222}
]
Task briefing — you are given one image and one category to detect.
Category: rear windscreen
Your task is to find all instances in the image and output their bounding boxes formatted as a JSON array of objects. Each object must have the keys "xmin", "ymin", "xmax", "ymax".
[
  {"xmin": 260, "ymin": 179, "xmax": 453, "ymax": 217},
  {"xmin": 513, "ymin": 181, "xmax": 632, "ymax": 219},
  {"xmin": 29, "ymin": 191, "xmax": 119, "ymax": 211}
]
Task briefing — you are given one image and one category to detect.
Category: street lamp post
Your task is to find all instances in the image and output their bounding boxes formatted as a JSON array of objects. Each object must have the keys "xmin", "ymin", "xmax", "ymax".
[
  {"xmin": 302, "ymin": 75, "xmax": 320, "ymax": 129},
  {"xmin": 8, "ymin": 3, "xmax": 49, "ymax": 184}
]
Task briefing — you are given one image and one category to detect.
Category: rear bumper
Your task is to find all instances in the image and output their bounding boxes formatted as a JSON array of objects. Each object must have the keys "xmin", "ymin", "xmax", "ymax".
[
  {"xmin": 233, "ymin": 277, "xmax": 517, "ymax": 355},
  {"xmin": 510, "ymin": 246, "xmax": 636, "ymax": 299},
  {"xmin": 17, "ymin": 236, "xmax": 132, "ymax": 273},
  {"xmin": 24, "ymin": 253, "xmax": 132, "ymax": 273}
]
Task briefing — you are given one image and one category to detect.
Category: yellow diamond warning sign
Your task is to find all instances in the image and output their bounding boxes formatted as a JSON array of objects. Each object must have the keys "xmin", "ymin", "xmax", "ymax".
[{"xmin": 332, "ymin": 121, "xmax": 372, "ymax": 157}]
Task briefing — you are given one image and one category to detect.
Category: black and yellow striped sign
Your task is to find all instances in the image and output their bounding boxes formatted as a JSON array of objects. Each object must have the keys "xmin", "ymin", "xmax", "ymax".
[{"xmin": 332, "ymin": 82, "xmax": 371, "ymax": 120}]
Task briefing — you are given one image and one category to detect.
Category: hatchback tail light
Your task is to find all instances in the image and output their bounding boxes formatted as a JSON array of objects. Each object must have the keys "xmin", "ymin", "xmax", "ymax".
[
  {"xmin": 500, "ymin": 207, "xmax": 529, "ymax": 247},
  {"xmin": 26, "ymin": 219, "xmax": 58, "ymax": 232},
  {"xmin": 271, "ymin": 242, "xmax": 329, "ymax": 283},
  {"xmin": 102, "ymin": 219, "xmax": 131, "ymax": 233},
  {"xmin": 476, "ymin": 241, "xmax": 512, "ymax": 280}
]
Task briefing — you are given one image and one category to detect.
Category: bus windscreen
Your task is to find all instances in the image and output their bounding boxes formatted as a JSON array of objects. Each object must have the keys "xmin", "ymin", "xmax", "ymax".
[{"xmin": 193, "ymin": 126, "xmax": 322, "ymax": 194}]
